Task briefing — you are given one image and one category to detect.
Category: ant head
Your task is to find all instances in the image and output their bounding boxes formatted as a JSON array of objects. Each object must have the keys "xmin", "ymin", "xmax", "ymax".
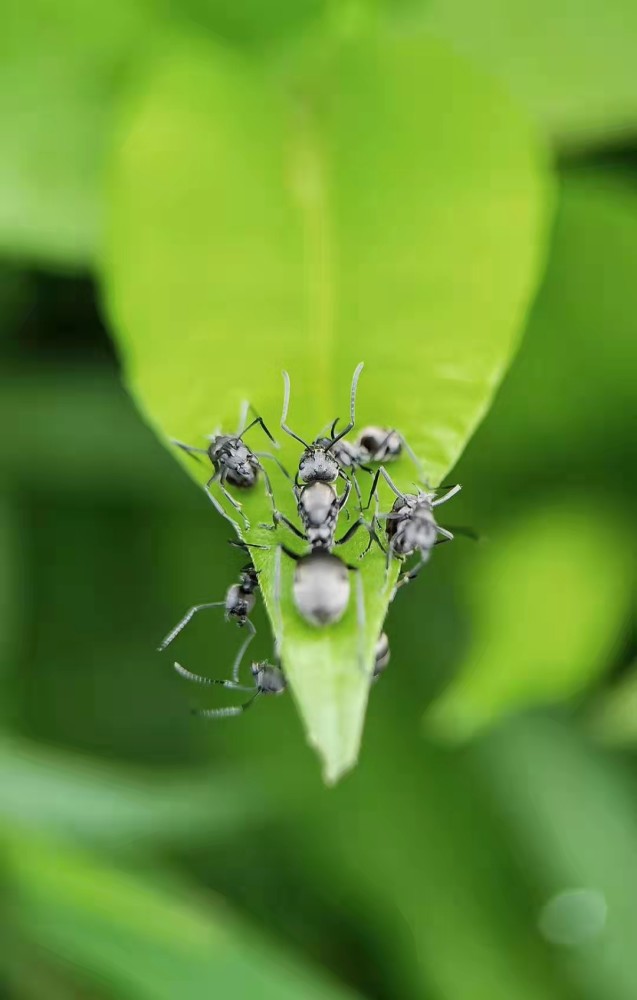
[
  {"xmin": 299, "ymin": 447, "xmax": 340, "ymax": 484},
  {"xmin": 239, "ymin": 564, "xmax": 259, "ymax": 587}
]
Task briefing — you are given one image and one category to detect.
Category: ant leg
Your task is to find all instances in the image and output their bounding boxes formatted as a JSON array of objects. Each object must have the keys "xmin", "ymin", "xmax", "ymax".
[
  {"xmin": 432, "ymin": 484, "xmax": 462, "ymax": 507},
  {"xmin": 274, "ymin": 513, "xmax": 307, "ymax": 541},
  {"xmin": 362, "ymin": 466, "xmax": 406, "ymax": 511},
  {"xmin": 349, "ymin": 472, "xmax": 363, "ymax": 508},
  {"xmin": 443, "ymin": 524, "xmax": 481, "ymax": 541},
  {"xmin": 196, "ymin": 691, "xmax": 261, "ymax": 720},
  {"xmin": 436, "ymin": 526, "xmax": 454, "ymax": 543},
  {"xmin": 212, "ymin": 471, "xmax": 251, "ymax": 530},
  {"xmin": 255, "ymin": 452, "xmax": 293, "ymax": 481},
  {"xmin": 231, "ymin": 619, "xmax": 256, "ymax": 683},
  {"xmin": 171, "ymin": 439, "xmax": 207, "ymax": 466},
  {"xmin": 158, "ymin": 602, "xmax": 224, "ymax": 652},
  {"xmin": 355, "ymin": 569, "xmax": 366, "ymax": 674},
  {"xmin": 271, "ymin": 545, "xmax": 297, "ymax": 652},
  {"xmin": 355, "ymin": 518, "xmax": 386, "ymax": 558},
  {"xmin": 204, "ymin": 478, "xmax": 243, "ymax": 533},
  {"xmin": 327, "ymin": 362, "xmax": 364, "ymax": 447},
  {"xmin": 256, "ymin": 464, "xmax": 279, "ymax": 529},
  {"xmin": 174, "ymin": 662, "xmax": 253, "ymax": 691},
  {"xmin": 336, "ymin": 472, "xmax": 352, "ymax": 512},
  {"xmin": 280, "ymin": 371, "xmax": 310, "ymax": 447},
  {"xmin": 396, "ymin": 557, "xmax": 428, "ymax": 589},
  {"xmin": 240, "ymin": 411, "xmax": 280, "ymax": 449},
  {"xmin": 390, "ymin": 432, "xmax": 424, "ymax": 477},
  {"xmin": 229, "ymin": 539, "xmax": 270, "ymax": 552}
]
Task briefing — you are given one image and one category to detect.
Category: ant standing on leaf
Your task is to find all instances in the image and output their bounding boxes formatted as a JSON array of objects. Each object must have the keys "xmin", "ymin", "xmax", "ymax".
[
  {"xmin": 172, "ymin": 401, "xmax": 290, "ymax": 530},
  {"xmin": 318, "ymin": 420, "xmax": 425, "ymax": 502},
  {"xmin": 364, "ymin": 466, "xmax": 463, "ymax": 589},
  {"xmin": 271, "ymin": 362, "xmax": 382, "ymax": 631}
]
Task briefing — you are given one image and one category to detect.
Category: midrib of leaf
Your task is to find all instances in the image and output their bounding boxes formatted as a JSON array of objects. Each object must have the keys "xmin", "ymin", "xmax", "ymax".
[{"xmin": 286, "ymin": 85, "xmax": 334, "ymax": 418}]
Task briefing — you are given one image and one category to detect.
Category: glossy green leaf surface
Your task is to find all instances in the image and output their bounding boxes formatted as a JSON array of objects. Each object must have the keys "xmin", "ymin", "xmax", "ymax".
[
  {"xmin": 104, "ymin": 27, "xmax": 551, "ymax": 781},
  {"xmin": 426, "ymin": 501, "xmax": 633, "ymax": 742}
]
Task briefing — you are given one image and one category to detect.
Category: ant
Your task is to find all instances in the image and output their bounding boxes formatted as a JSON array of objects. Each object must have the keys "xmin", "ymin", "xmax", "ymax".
[
  {"xmin": 171, "ymin": 626, "xmax": 391, "ymax": 721},
  {"xmin": 173, "ymin": 625, "xmax": 286, "ymax": 719},
  {"xmin": 157, "ymin": 552, "xmax": 259, "ymax": 653},
  {"xmin": 273, "ymin": 363, "xmax": 381, "ymax": 629},
  {"xmin": 319, "ymin": 421, "xmax": 424, "ymax": 498},
  {"xmin": 172, "ymin": 401, "xmax": 289, "ymax": 530},
  {"xmin": 364, "ymin": 467, "xmax": 463, "ymax": 588}
]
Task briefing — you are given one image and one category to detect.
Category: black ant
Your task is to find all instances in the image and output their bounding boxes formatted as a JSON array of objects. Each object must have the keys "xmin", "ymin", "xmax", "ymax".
[
  {"xmin": 172, "ymin": 401, "xmax": 289, "ymax": 530},
  {"xmin": 364, "ymin": 467, "xmax": 462, "ymax": 588},
  {"xmin": 273, "ymin": 363, "xmax": 381, "ymax": 629},
  {"xmin": 157, "ymin": 555, "xmax": 259, "ymax": 653}
]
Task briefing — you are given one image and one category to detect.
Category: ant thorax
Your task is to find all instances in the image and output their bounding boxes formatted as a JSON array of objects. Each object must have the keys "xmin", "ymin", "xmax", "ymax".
[{"xmin": 298, "ymin": 447, "xmax": 340, "ymax": 484}]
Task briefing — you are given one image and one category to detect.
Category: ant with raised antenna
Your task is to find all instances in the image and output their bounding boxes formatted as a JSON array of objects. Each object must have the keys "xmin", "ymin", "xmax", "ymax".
[
  {"xmin": 319, "ymin": 421, "xmax": 425, "ymax": 496},
  {"xmin": 272, "ymin": 363, "xmax": 382, "ymax": 630},
  {"xmin": 364, "ymin": 467, "xmax": 462, "ymax": 588},
  {"xmin": 172, "ymin": 401, "xmax": 290, "ymax": 530}
]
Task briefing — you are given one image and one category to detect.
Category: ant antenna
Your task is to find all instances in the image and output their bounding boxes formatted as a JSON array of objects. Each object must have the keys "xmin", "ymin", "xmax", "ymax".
[
  {"xmin": 326, "ymin": 362, "xmax": 364, "ymax": 450},
  {"xmin": 280, "ymin": 371, "xmax": 310, "ymax": 447}
]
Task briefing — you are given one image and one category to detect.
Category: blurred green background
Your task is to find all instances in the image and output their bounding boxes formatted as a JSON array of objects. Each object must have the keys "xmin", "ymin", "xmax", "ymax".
[{"xmin": 1, "ymin": 2, "xmax": 636, "ymax": 998}]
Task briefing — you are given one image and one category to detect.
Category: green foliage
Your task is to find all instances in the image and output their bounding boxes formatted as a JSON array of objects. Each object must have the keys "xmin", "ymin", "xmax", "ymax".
[
  {"xmin": 0, "ymin": 0, "xmax": 160, "ymax": 266},
  {"xmin": 103, "ymin": 25, "xmax": 551, "ymax": 780},
  {"xmin": 3, "ymin": 3, "xmax": 637, "ymax": 998},
  {"xmin": 0, "ymin": 737, "xmax": 278, "ymax": 846},
  {"xmin": 415, "ymin": 0, "xmax": 637, "ymax": 149},
  {"xmin": 426, "ymin": 501, "xmax": 634, "ymax": 742},
  {"xmin": 5, "ymin": 831, "xmax": 359, "ymax": 1000}
]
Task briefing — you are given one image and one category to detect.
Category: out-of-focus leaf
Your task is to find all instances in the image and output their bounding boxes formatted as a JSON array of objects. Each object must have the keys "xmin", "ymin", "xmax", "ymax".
[
  {"xmin": 0, "ymin": 738, "xmax": 277, "ymax": 846},
  {"xmin": 298, "ymin": 706, "xmax": 565, "ymax": 1000},
  {"xmin": 416, "ymin": 0, "xmax": 637, "ymax": 150},
  {"xmin": 482, "ymin": 717, "xmax": 637, "ymax": 1000},
  {"xmin": 471, "ymin": 169, "xmax": 637, "ymax": 482},
  {"xmin": 589, "ymin": 661, "xmax": 637, "ymax": 747},
  {"xmin": 104, "ymin": 28, "xmax": 551, "ymax": 782},
  {"xmin": 0, "ymin": 0, "xmax": 161, "ymax": 266},
  {"xmin": 4, "ymin": 832, "xmax": 360, "ymax": 1000},
  {"xmin": 426, "ymin": 501, "xmax": 633, "ymax": 742},
  {"xmin": 171, "ymin": 0, "xmax": 324, "ymax": 42}
]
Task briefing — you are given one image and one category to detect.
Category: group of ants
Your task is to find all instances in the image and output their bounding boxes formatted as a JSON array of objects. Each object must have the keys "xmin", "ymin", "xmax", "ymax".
[{"xmin": 158, "ymin": 363, "xmax": 467, "ymax": 719}]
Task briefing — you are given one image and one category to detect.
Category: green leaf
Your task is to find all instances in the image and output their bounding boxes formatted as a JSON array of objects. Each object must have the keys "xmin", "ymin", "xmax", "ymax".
[
  {"xmin": 589, "ymin": 658, "xmax": 637, "ymax": 747},
  {"xmin": 4, "ymin": 831, "xmax": 360, "ymax": 1000},
  {"xmin": 475, "ymin": 169, "xmax": 637, "ymax": 470},
  {"xmin": 416, "ymin": 0, "xmax": 637, "ymax": 150},
  {"xmin": 0, "ymin": 737, "xmax": 277, "ymax": 846},
  {"xmin": 426, "ymin": 501, "xmax": 634, "ymax": 743},
  {"xmin": 0, "ymin": 0, "xmax": 160, "ymax": 266},
  {"xmin": 103, "ymin": 28, "xmax": 552, "ymax": 781},
  {"xmin": 482, "ymin": 717, "xmax": 637, "ymax": 1000},
  {"xmin": 174, "ymin": 0, "xmax": 324, "ymax": 43}
]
